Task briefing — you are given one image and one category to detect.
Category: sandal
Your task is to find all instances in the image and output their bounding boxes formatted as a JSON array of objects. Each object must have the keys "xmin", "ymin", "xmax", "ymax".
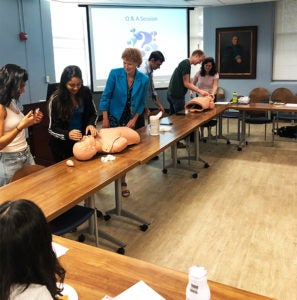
[{"xmin": 121, "ymin": 182, "xmax": 130, "ymax": 198}]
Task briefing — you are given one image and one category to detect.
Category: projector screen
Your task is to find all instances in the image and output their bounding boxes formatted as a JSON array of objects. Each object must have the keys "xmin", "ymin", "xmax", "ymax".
[{"xmin": 86, "ymin": 6, "xmax": 190, "ymax": 92}]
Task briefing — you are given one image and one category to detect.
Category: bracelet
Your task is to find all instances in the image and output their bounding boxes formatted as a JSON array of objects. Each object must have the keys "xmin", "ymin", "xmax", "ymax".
[{"xmin": 16, "ymin": 126, "xmax": 22, "ymax": 132}]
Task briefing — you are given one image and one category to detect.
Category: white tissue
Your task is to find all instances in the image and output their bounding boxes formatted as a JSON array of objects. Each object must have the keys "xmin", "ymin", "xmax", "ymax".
[
  {"xmin": 238, "ymin": 96, "xmax": 250, "ymax": 104},
  {"xmin": 159, "ymin": 126, "xmax": 172, "ymax": 132},
  {"xmin": 101, "ymin": 154, "xmax": 116, "ymax": 162}
]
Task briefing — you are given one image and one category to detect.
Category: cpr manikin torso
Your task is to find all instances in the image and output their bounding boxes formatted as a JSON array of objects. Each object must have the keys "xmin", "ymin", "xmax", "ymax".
[
  {"xmin": 184, "ymin": 96, "xmax": 215, "ymax": 113},
  {"xmin": 73, "ymin": 127, "xmax": 140, "ymax": 161}
]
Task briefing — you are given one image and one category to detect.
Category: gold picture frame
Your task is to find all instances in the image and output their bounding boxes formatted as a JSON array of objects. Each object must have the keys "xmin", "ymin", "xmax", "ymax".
[{"xmin": 216, "ymin": 26, "xmax": 257, "ymax": 79}]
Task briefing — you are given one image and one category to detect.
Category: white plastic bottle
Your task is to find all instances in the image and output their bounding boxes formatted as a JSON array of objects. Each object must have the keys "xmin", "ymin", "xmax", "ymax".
[{"xmin": 186, "ymin": 266, "xmax": 211, "ymax": 300}]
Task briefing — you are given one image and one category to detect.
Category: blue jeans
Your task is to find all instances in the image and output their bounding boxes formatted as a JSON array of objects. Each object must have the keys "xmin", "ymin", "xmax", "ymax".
[
  {"xmin": 167, "ymin": 94, "xmax": 185, "ymax": 115},
  {"xmin": 0, "ymin": 147, "xmax": 35, "ymax": 187}
]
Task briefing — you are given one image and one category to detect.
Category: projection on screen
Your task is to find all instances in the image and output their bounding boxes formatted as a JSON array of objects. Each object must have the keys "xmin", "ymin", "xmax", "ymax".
[{"xmin": 87, "ymin": 6, "xmax": 189, "ymax": 92}]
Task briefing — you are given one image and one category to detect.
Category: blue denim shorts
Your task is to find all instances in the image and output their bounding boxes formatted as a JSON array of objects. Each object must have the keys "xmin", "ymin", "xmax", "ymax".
[{"xmin": 0, "ymin": 147, "xmax": 35, "ymax": 187}]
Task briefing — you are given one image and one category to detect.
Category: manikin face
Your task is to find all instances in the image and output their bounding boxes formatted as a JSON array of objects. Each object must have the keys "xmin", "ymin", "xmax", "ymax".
[
  {"xmin": 66, "ymin": 77, "xmax": 82, "ymax": 96},
  {"xmin": 123, "ymin": 59, "xmax": 138, "ymax": 76}
]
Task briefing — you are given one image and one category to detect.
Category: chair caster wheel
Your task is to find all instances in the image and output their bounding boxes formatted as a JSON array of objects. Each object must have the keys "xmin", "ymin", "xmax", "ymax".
[
  {"xmin": 78, "ymin": 234, "xmax": 86, "ymax": 243},
  {"xmin": 140, "ymin": 224, "xmax": 148, "ymax": 232},
  {"xmin": 192, "ymin": 173, "xmax": 198, "ymax": 179},
  {"xmin": 96, "ymin": 210, "xmax": 103, "ymax": 218},
  {"xmin": 117, "ymin": 247, "xmax": 125, "ymax": 255},
  {"xmin": 227, "ymin": 140, "xmax": 231, "ymax": 145},
  {"xmin": 162, "ymin": 168, "xmax": 167, "ymax": 174},
  {"xmin": 177, "ymin": 159, "xmax": 181, "ymax": 164},
  {"xmin": 237, "ymin": 147, "xmax": 242, "ymax": 151},
  {"xmin": 204, "ymin": 163, "xmax": 209, "ymax": 168},
  {"xmin": 104, "ymin": 214, "xmax": 111, "ymax": 221},
  {"xmin": 246, "ymin": 141, "xmax": 248, "ymax": 145}
]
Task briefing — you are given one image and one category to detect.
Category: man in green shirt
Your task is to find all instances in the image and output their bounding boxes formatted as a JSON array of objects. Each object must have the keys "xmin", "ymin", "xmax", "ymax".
[{"xmin": 167, "ymin": 49, "xmax": 210, "ymax": 114}]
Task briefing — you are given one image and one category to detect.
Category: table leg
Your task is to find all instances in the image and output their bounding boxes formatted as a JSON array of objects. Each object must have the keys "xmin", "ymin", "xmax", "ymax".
[
  {"xmin": 105, "ymin": 179, "xmax": 150, "ymax": 231},
  {"xmin": 162, "ymin": 129, "xmax": 209, "ymax": 178},
  {"xmin": 272, "ymin": 115, "xmax": 276, "ymax": 146},
  {"xmin": 87, "ymin": 196, "xmax": 126, "ymax": 249},
  {"xmin": 237, "ymin": 111, "xmax": 247, "ymax": 150},
  {"xmin": 217, "ymin": 113, "xmax": 231, "ymax": 144},
  {"xmin": 193, "ymin": 128, "xmax": 209, "ymax": 168}
]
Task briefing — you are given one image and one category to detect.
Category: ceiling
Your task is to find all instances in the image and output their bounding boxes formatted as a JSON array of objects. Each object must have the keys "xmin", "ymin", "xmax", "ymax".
[{"xmin": 54, "ymin": 0, "xmax": 276, "ymax": 8}]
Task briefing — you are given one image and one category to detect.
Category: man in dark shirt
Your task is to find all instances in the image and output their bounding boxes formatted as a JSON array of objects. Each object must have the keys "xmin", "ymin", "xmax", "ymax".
[{"xmin": 167, "ymin": 49, "xmax": 209, "ymax": 115}]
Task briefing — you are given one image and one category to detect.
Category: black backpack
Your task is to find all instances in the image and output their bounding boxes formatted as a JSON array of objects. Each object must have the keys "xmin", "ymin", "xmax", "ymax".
[{"xmin": 277, "ymin": 125, "xmax": 297, "ymax": 138}]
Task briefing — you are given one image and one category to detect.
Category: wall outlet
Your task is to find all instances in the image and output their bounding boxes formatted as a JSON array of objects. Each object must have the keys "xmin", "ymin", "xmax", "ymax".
[{"xmin": 45, "ymin": 75, "xmax": 50, "ymax": 83}]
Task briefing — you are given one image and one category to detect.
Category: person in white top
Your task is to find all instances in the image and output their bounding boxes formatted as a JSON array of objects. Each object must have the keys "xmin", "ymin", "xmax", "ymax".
[
  {"xmin": 0, "ymin": 199, "xmax": 66, "ymax": 299},
  {"xmin": 190, "ymin": 57, "xmax": 219, "ymax": 139},
  {"xmin": 0, "ymin": 64, "xmax": 43, "ymax": 186}
]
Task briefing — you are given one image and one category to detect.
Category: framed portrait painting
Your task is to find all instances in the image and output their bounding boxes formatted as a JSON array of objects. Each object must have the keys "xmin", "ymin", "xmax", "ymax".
[{"xmin": 216, "ymin": 26, "xmax": 257, "ymax": 79}]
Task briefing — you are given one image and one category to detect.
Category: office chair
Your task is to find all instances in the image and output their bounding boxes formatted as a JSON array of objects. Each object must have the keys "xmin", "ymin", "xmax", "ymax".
[
  {"xmin": 46, "ymin": 83, "xmax": 59, "ymax": 101},
  {"xmin": 10, "ymin": 165, "xmax": 99, "ymax": 247},
  {"xmin": 245, "ymin": 87, "xmax": 272, "ymax": 140},
  {"xmin": 271, "ymin": 88, "xmax": 297, "ymax": 129}
]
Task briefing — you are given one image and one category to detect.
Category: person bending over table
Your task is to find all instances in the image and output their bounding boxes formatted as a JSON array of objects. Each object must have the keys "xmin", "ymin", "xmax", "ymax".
[
  {"xmin": 99, "ymin": 48, "xmax": 149, "ymax": 197},
  {"xmin": 190, "ymin": 57, "xmax": 219, "ymax": 139},
  {"xmin": 48, "ymin": 65, "xmax": 98, "ymax": 162},
  {"xmin": 0, "ymin": 199, "xmax": 65, "ymax": 299},
  {"xmin": 0, "ymin": 64, "xmax": 43, "ymax": 186},
  {"xmin": 167, "ymin": 49, "xmax": 211, "ymax": 115},
  {"xmin": 167, "ymin": 49, "xmax": 211, "ymax": 147}
]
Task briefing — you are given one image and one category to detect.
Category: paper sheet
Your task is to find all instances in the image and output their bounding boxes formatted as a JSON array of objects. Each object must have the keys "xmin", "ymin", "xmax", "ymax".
[
  {"xmin": 215, "ymin": 101, "xmax": 229, "ymax": 105},
  {"xmin": 285, "ymin": 103, "xmax": 297, "ymax": 107},
  {"xmin": 52, "ymin": 242, "xmax": 69, "ymax": 257},
  {"xmin": 113, "ymin": 281, "xmax": 165, "ymax": 300}
]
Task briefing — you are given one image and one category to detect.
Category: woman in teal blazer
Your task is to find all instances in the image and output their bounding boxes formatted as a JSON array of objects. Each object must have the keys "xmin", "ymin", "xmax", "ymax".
[
  {"xmin": 99, "ymin": 48, "xmax": 148, "ymax": 196},
  {"xmin": 100, "ymin": 48, "xmax": 148, "ymax": 130}
]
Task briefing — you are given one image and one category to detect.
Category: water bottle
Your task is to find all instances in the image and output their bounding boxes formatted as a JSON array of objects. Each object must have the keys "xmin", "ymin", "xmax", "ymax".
[
  {"xmin": 186, "ymin": 266, "xmax": 211, "ymax": 300},
  {"xmin": 232, "ymin": 91, "xmax": 238, "ymax": 103}
]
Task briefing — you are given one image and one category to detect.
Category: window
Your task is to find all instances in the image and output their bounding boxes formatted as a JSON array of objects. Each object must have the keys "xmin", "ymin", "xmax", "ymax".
[
  {"xmin": 50, "ymin": 1, "xmax": 90, "ymax": 85},
  {"xmin": 273, "ymin": 0, "xmax": 297, "ymax": 80},
  {"xmin": 190, "ymin": 7, "xmax": 204, "ymax": 78}
]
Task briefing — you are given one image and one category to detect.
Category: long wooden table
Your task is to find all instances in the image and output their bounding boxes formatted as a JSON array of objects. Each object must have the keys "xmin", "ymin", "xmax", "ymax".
[
  {"xmin": 225, "ymin": 102, "xmax": 297, "ymax": 150},
  {"xmin": 120, "ymin": 104, "xmax": 227, "ymax": 164},
  {"xmin": 0, "ymin": 104, "xmax": 230, "ymax": 241},
  {"xmin": 53, "ymin": 235, "xmax": 274, "ymax": 300},
  {"xmin": 0, "ymin": 156, "xmax": 139, "ymax": 221},
  {"xmin": 0, "ymin": 105, "xmax": 227, "ymax": 242},
  {"xmin": 0, "ymin": 156, "xmax": 141, "ymax": 251}
]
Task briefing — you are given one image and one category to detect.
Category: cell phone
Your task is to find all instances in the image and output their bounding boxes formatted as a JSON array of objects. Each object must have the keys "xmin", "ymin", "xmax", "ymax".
[
  {"xmin": 160, "ymin": 117, "xmax": 173, "ymax": 125},
  {"xmin": 160, "ymin": 121, "xmax": 173, "ymax": 125}
]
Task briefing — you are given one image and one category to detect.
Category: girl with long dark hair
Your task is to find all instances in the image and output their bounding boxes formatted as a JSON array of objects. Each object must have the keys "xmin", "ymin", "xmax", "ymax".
[{"xmin": 48, "ymin": 65, "xmax": 98, "ymax": 162}]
